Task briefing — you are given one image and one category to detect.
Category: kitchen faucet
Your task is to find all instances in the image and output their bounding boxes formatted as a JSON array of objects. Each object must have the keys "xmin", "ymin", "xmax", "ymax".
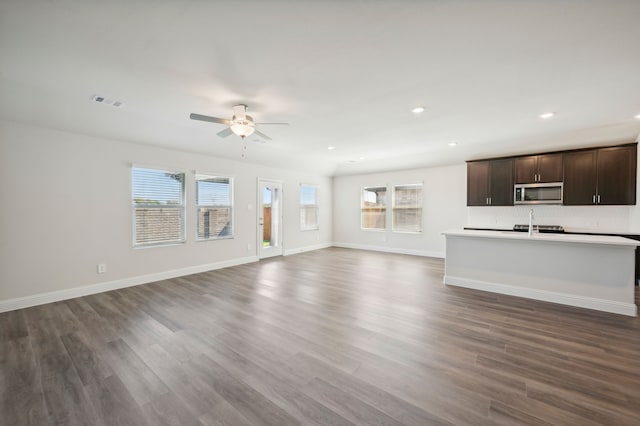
[{"xmin": 528, "ymin": 209, "xmax": 534, "ymax": 236}]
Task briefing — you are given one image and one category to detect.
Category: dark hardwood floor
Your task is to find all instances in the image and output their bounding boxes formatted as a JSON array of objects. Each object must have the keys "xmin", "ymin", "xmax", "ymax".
[{"xmin": 2, "ymin": 247, "xmax": 640, "ymax": 425}]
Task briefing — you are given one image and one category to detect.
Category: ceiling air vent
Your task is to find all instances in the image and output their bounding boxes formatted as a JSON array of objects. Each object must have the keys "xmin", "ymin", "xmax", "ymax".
[{"xmin": 91, "ymin": 94, "xmax": 124, "ymax": 108}]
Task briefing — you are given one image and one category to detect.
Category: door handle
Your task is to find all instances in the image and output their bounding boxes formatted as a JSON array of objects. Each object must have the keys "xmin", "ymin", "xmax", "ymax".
[{"xmin": 259, "ymin": 218, "xmax": 264, "ymax": 226}]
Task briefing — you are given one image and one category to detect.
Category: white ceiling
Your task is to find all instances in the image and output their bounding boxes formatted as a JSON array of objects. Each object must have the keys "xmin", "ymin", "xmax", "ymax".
[{"xmin": 1, "ymin": 0, "xmax": 639, "ymax": 176}]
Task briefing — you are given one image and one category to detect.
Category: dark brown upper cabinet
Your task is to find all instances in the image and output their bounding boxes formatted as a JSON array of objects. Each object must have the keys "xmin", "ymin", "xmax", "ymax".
[
  {"xmin": 563, "ymin": 144, "xmax": 636, "ymax": 205},
  {"xmin": 467, "ymin": 161, "xmax": 489, "ymax": 206},
  {"xmin": 467, "ymin": 159, "xmax": 514, "ymax": 206},
  {"xmin": 515, "ymin": 154, "xmax": 563, "ymax": 183}
]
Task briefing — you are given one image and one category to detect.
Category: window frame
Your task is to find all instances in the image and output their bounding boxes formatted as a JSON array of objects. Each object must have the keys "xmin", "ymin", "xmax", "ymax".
[
  {"xmin": 361, "ymin": 185, "xmax": 388, "ymax": 231},
  {"xmin": 299, "ymin": 183, "xmax": 319, "ymax": 231},
  {"xmin": 391, "ymin": 183, "xmax": 424, "ymax": 234},
  {"xmin": 131, "ymin": 165, "xmax": 186, "ymax": 248},
  {"xmin": 195, "ymin": 172, "xmax": 234, "ymax": 241}
]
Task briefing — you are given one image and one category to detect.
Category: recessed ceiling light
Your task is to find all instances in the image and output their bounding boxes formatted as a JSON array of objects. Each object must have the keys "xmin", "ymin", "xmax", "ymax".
[
  {"xmin": 539, "ymin": 112, "xmax": 555, "ymax": 119},
  {"xmin": 448, "ymin": 142, "xmax": 458, "ymax": 147},
  {"xmin": 327, "ymin": 146, "xmax": 336, "ymax": 150},
  {"xmin": 412, "ymin": 106, "xmax": 425, "ymax": 114},
  {"xmin": 359, "ymin": 156, "xmax": 366, "ymax": 160},
  {"xmin": 635, "ymin": 114, "xmax": 640, "ymax": 119}
]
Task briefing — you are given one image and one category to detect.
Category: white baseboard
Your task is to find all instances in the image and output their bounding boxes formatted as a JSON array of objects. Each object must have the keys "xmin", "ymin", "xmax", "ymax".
[
  {"xmin": 444, "ymin": 275, "xmax": 638, "ymax": 317},
  {"xmin": 332, "ymin": 242, "xmax": 445, "ymax": 259},
  {"xmin": 0, "ymin": 256, "xmax": 258, "ymax": 313},
  {"xmin": 283, "ymin": 242, "xmax": 333, "ymax": 256}
]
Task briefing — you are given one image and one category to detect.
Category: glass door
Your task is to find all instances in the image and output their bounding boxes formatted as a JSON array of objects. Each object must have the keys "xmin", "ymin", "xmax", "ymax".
[{"xmin": 258, "ymin": 179, "xmax": 283, "ymax": 259}]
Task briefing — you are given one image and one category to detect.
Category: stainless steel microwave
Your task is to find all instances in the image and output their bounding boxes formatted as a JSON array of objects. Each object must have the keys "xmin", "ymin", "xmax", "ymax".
[{"xmin": 514, "ymin": 182, "xmax": 563, "ymax": 205}]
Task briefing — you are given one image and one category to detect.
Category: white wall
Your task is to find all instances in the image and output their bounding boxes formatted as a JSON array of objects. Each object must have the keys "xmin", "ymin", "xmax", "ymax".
[
  {"xmin": 332, "ymin": 164, "xmax": 467, "ymax": 257},
  {"xmin": 0, "ymin": 120, "xmax": 332, "ymax": 306}
]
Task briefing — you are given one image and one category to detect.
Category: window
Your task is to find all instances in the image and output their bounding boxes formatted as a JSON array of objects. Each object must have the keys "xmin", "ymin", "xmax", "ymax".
[
  {"xmin": 132, "ymin": 167, "xmax": 185, "ymax": 246},
  {"xmin": 196, "ymin": 174, "xmax": 233, "ymax": 240},
  {"xmin": 361, "ymin": 186, "xmax": 387, "ymax": 230},
  {"xmin": 393, "ymin": 183, "xmax": 423, "ymax": 232},
  {"xmin": 300, "ymin": 184, "xmax": 319, "ymax": 231}
]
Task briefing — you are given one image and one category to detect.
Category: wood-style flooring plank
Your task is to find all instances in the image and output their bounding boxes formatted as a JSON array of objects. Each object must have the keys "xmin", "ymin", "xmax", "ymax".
[
  {"xmin": 187, "ymin": 353, "xmax": 300, "ymax": 426},
  {"xmin": 288, "ymin": 352, "xmax": 453, "ymax": 426},
  {"xmin": 141, "ymin": 390, "xmax": 203, "ymax": 426},
  {"xmin": 23, "ymin": 304, "xmax": 104, "ymax": 425},
  {"xmin": 84, "ymin": 374, "xmax": 149, "ymax": 426},
  {"xmin": 241, "ymin": 363, "xmax": 356, "ymax": 426},
  {"xmin": 59, "ymin": 331, "xmax": 113, "ymax": 387},
  {"xmin": 137, "ymin": 343, "xmax": 228, "ymax": 419},
  {"xmin": 101, "ymin": 338, "xmax": 169, "ymax": 406},
  {"xmin": 0, "ymin": 337, "xmax": 48, "ymax": 425},
  {"xmin": 197, "ymin": 399, "xmax": 254, "ymax": 426},
  {"xmin": 302, "ymin": 377, "xmax": 407, "ymax": 426},
  {"xmin": 0, "ymin": 309, "xmax": 28, "ymax": 342}
]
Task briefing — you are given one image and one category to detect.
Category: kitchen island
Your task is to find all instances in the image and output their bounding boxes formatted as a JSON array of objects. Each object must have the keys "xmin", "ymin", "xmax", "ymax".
[{"xmin": 442, "ymin": 229, "xmax": 639, "ymax": 316}]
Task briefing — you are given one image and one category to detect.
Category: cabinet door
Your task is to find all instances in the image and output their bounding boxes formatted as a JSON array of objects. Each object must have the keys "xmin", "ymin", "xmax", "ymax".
[
  {"xmin": 514, "ymin": 156, "xmax": 537, "ymax": 183},
  {"xmin": 467, "ymin": 161, "xmax": 490, "ymax": 206},
  {"xmin": 597, "ymin": 145, "xmax": 637, "ymax": 205},
  {"xmin": 489, "ymin": 159, "xmax": 514, "ymax": 206},
  {"xmin": 563, "ymin": 150, "xmax": 597, "ymax": 205},
  {"xmin": 537, "ymin": 153, "xmax": 563, "ymax": 183}
]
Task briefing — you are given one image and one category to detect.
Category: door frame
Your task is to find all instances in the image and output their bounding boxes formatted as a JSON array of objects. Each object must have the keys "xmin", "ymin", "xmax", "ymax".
[{"xmin": 257, "ymin": 178, "xmax": 285, "ymax": 259}]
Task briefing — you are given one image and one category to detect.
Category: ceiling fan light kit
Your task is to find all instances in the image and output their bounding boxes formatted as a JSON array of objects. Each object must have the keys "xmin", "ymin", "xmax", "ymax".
[{"xmin": 230, "ymin": 116, "xmax": 255, "ymax": 138}]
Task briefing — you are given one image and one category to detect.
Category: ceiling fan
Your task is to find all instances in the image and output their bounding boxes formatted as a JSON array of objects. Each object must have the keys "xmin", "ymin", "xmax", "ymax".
[{"xmin": 190, "ymin": 104, "xmax": 288, "ymax": 140}]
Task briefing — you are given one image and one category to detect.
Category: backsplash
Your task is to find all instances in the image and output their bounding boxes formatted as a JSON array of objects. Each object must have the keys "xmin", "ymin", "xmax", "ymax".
[{"xmin": 467, "ymin": 205, "xmax": 634, "ymax": 233}]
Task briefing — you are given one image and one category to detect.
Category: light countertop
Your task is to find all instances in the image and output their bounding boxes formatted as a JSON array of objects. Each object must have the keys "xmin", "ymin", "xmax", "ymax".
[{"xmin": 443, "ymin": 229, "xmax": 640, "ymax": 247}]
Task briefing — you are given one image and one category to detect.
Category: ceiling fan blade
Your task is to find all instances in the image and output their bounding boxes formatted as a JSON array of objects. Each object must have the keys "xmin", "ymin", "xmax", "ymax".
[
  {"xmin": 255, "ymin": 122, "xmax": 290, "ymax": 126},
  {"xmin": 190, "ymin": 113, "xmax": 229, "ymax": 125},
  {"xmin": 216, "ymin": 127, "xmax": 234, "ymax": 138},
  {"xmin": 253, "ymin": 129, "xmax": 272, "ymax": 141}
]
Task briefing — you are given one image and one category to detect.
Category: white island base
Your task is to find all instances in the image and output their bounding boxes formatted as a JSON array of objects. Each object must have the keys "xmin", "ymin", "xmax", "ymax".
[{"xmin": 443, "ymin": 230, "xmax": 639, "ymax": 316}]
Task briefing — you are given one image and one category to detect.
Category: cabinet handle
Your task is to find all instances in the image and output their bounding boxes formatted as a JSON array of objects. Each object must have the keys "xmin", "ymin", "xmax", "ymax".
[
  {"xmin": 592, "ymin": 195, "xmax": 596, "ymax": 204},
  {"xmin": 537, "ymin": 174, "xmax": 541, "ymax": 182},
  {"xmin": 489, "ymin": 197, "xmax": 492, "ymax": 205},
  {"xmin": 597, "ymin": 195, "xmax": 601, "ymax": 204},
  {"xmin": 486, "ymin": 197, "xmax": 489, "ymax": 205}
]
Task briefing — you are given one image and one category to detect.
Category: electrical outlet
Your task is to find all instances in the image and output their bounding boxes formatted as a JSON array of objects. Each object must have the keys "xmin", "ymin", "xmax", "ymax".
[{"xmin": 97, "ymin": 263, "xmax": 107, "ymax": 274}]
